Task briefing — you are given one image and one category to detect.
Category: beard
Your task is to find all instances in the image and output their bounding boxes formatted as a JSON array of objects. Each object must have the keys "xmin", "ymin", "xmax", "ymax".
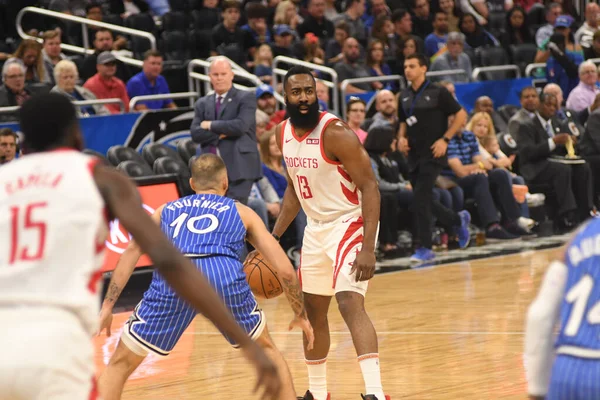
[{"xmin": 286, "ymin": 100, "xmax": 321, "ymax": 130}]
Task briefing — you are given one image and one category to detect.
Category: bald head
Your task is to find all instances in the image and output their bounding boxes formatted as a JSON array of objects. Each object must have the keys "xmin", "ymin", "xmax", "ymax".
[
  {"xmin": 543, "ymin": 83, "xmax": 564, "ymax": 106},
  {"xmin": 474, "ymin": 96, "xmax": 493, "ymax": 115},
  {"xmin": 375, "ymin": 90, "xmax": 396, "ymax": 117},
  {"xmin": 190, "ymin": 154, "xmax": 228, "ymax": 193},
  {"xmin": 209, "ymin": 57, "xmax": 234, "ymax": 95}
]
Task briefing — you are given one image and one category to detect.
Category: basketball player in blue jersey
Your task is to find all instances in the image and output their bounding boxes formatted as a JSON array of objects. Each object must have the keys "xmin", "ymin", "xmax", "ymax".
[
  {"xmin": 97, "ymin": 154, "xmax": 313, "ymax": 400},
  {"xmin": 525, "ymin": 218, "xmax": 600, "ymax": 399}
]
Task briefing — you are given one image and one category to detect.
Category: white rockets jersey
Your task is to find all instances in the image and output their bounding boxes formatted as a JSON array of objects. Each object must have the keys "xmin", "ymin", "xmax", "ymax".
[
  {"xmin": 282, "ymin": 112, "xmax": 362, "ymax": 222},
  {"xmin": 0, "ymin": 150, "xmax": 108, "ymax": 334}
]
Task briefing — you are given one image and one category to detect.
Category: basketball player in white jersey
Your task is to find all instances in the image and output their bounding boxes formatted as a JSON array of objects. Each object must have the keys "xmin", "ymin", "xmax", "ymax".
[
  {"xmin": 269, "ymin": 66, "xmax": 389, "ymax": 400},
  {"xmin": 0, "ymin": 93, "xmax": 280, "ymax": 400}
]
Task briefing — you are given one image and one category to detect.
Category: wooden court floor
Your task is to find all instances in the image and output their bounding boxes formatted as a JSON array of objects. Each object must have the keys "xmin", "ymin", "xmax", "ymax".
[{"xmin": 94, "ymin": 247, "xmax": 563, "ymax": 399}]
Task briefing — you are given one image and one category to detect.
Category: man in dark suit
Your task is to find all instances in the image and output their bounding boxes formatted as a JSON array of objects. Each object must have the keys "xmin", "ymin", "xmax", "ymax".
[
  {"xmin": 514, "ymin": 93, "xmax": 594, "ymax": 231},
  {"xmin": 190, "ymin": 57, "xmax": 261, "ymax": 204}
]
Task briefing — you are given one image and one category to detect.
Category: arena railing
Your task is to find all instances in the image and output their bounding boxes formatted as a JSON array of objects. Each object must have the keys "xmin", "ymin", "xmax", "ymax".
[
  {"xmin": 525, "ymin": 63, "xmax": 546, "ymax": 77},
  {"xmin": 425, "ymin": 69, "xmax": 468, "ymax": 81},
  {"xmin": 472, "ymin": 65, "xmax": 521, "ymax": 81},
  {"xmin": 271, "ymin": 56, "xmax": 339, "ymax": 116},
  {"xmin": 0, "ymin": 98, "xmax": 125, "ymax": 119},
  {"xmin": 339, "ymin": 75, "xmax": 402, "ymax": 120},
  {"xmin": 129, "ymin": 92, "xmax": 200, "ymax": 110},
  {"xmin": 187, "ymin": 58, "xmax": 285, "ymax": 107},
  {"xmin": 16, "ymin": 7, "xmax": 156, "ymax": 63}
]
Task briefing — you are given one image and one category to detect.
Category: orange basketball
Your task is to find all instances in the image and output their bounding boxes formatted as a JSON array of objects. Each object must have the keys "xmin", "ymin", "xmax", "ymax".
[{"xmin": 243, "ymin": 252, "xmax": 283, "ymax": 299}]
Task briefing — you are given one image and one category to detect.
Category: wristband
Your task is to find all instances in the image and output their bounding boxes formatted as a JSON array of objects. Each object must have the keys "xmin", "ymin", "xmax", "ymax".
[
  {"xmin": 272, "ymin": 233, "xmax": 281, "ymax": 242},
  {"xmin": 443, "ymin": 136, "xmax": 450, "ymax": 143},
  {"xmin": 478, "ymin": 161, "xmax": 485, "ymax": 170}
]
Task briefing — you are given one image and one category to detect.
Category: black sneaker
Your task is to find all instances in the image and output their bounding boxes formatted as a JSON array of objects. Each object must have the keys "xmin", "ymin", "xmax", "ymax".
[
  {"xmin": 299, "ymin": 391, "xmax": 330, "ymax": 400},
  {"xmin": 486, "ymin": 223, "xmax": 518, "ymax": 240},
  {"xmin": 361, "ymin": 395, "xmax": 391, "ymax": 400},
  {"xmin": 503, "ymin": 221, "xmax": 529, "ymax": 236}
]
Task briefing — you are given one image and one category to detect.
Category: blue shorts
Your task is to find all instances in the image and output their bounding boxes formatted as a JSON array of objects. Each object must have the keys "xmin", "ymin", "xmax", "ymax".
[
  {"xmin": 121, "ymin": 256, "xmax": 265, "ymax": 356},
  {"xmin": 547, "ymin": 355, "xmax": 600, "ymax": 400}
]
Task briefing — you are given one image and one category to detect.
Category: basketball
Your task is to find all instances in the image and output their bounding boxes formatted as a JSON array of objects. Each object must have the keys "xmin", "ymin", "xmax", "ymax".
[{"xmin": 243, "ymin": 252, "xmax": 283, "ymax": 299}]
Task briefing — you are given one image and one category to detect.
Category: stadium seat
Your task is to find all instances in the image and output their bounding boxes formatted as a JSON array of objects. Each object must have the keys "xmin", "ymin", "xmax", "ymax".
[
  {"xmin": 142, "ymin": 143, "xmax": 183, "ymax": 167},
  {"xmin": 162, "ymin": 11, "xmax": 188, "ymax": 32},
  {"xmin": 510, "ymin": 43, "xmax": 537, "ymax": 75},
  {"xmin": 106, "ymin": 145, "xmax": 148, "ymax": 167},
  {"xmin": 130, "ymin": 36, "xmax": 153, "ymax": 59},
  {"xmin": 161, "ymin": 31, "xmax": 190, "ymax": 61},
  {"xmin": 527, "ymin": 3, "xmax": 546, "ymax": 28},
  {"xmin": 117, "ymin": 160, "xmax": 154, "ymax": 177},
  {"xmin": 162, "ymin": 61, "xmax": 190, "ymax": 105},
  {"xmin": 497, "ymin": 104, "xmax": 519, "ymax": 123},
  {"xmin": 125, "ymin": 13, "xmax": 156, "ymax": 34},
  {"xmin": 82, "ymin": 149, "xmax": 111, "ymax": 165},
  {"xmin": 191, "ymin": 9, "xmax": 220, "ymax": 30},
  {"xmin": 477, "ymin": 47, "xmax": 513, "ymax": 80},
  {"xmin": 153, "ymin": 156, "xmax": 193, "ymax": 195},
  {"xmin": 177, "ymin": 138, "xmax": 199, "ymax": 163},
  {"xmin": 487, "ymin": 12, "xmax": 506, "ymax": 38},
  {"xmin": 463, "ymin": 46, "xmax": 478, "ymax": 68},
  {"xmin": 498, "ymin": 132, "xmax": 519, "ymax": 156},
  {"xmin": 189, "ymin": 29, "xmax": 213, "ymax": 59},
  {"xmin": 169, "ymin": 0, "xmax": 190, "ymax": 12},
  {"xmin": 103, "ymin": 14, "xmax": 124, "ymax": 26}
]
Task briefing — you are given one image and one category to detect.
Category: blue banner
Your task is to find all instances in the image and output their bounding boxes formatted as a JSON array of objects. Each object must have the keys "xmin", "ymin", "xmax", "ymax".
[
  {"xmin": 454, "ymin": 77, "xmax": 534, "ymax": 113},
  {"xmin": 0, "ymin": 108, "xmax": 195, "ymax": 155}
]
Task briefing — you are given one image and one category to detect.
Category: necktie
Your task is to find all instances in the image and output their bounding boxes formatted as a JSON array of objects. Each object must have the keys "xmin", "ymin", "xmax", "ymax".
[
  {"xmin": 215, "ymin": 95, "xmax": 222, "ymax": 119},
  {"xmin": 546, "ymin": 122, "xmax": 554, "ymax": 138}
]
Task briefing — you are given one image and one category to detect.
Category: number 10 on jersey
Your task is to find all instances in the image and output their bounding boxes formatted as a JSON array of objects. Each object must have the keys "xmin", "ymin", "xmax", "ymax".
[{"xmin": 296, "ymin": 175, "xmax": 313, "ymax": 199}]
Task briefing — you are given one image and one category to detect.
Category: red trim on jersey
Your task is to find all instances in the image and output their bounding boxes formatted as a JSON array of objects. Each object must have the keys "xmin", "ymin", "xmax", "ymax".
[
  {"xmin": 333, "ymin": 234, "xmax": 363, "ymax": 287},
  {"xmin": 337, "ymin": 166, "xmax": 359, "ymax": 205},
  {"xmin": 87, "ymin": 269, "xmax": 103, "ymax": 294},
  {"xmin": 290, "ymin": 112, "xmax": 327, "ymax": 142},
  {"xmin": 319, "ymin": 118, "xmax": 342, "ymax": 165},
  {"xmin": 337, "ymin": 166, "xmax": 352, "ymax": 182},
  {"xmin": 332, "ymin": 217, "xmax": 363, "ymax": 287},
  {"xmin": 89, "ymin": 377, "xmax": 98, "ymax": 400},
  {"xmin": 280, "ymin": 119, "xmax": 288, "ymax": 152}
]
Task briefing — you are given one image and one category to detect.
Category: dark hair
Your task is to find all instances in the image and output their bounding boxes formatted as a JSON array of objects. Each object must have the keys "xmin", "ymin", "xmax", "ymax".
[
  {"xmin": 19, "ymin": 93, "xmax": 78, "ymax": 152},
  {"xmin": 222, "ymin": 0, "xmax": 241, "ymax": 11},
  {"xmin": 371, "ymin": 15, "xmax": 392, "ymax": 43},
  {"xmin": 519, "ymin": 86, "xmax": 537, "ymax": 99},
  {"xmin": 143, "ymin": 49, "xmax": 163, "ymax": 60},
  {"xmin": 391, "ymin": 9, "xmax": 410, "ymax": 23},
  {"xmin": 505, "ymin": 6, "xmax": 532, "ymax": 44},
  {"xmin": 335, "ymin": 20, "xmax": 351, "ymax": 36},
  {"xmin": 283, "ymin": 65, "xmax": 316, "ymax": 90},
  {"xmin": 86, "ymin": 2, "xmax": 102, "ymax": 13},
  {"xmin": 363, "ymin": 125, "xmax": 396, "ymax": 154},
  {"xmin": 366, "ymin": 39, "xmax": 385, "ymax": 67},
  {"xmin": 405, "ymin": 53, "xmax": 428, "ymax": 68},
  {"xmin": 434, "ymin": 10, "xmax": 447, "ymax": 19},
  {"xmin": 0, "ymin": 128, "xmax": 18, "ymax": 140},
  {"xmin": 94, "ymin": 28, "xmax": 113, "ymax": 39},
  {"xmin": 245, "ymin": 2, "xmax": 268, "ymax": 19},
  {"xmin": 346, "ymin": 97, "xmax": 366, "ymax": 114}
]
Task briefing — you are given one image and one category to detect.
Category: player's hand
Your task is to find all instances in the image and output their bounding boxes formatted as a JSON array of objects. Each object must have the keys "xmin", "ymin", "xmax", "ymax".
[
  {"xmin": 241, "ymin": 342, "xmax": 281, "ymax": 400},
  {"xmin": 431, "ymin": 138, "xmax": 448, "ymax": 158},
  {"xmin": 244, "ymin": 249, "xmax": 258, "ymax": 264},
  {"xmin": 398, "ymin": 137, "xmax": 410, "ymax": 154},
  {"xmin": 97, "ymin": 306, "xmax": 114, "ymax": 337},
  {"xmin": 289, "ymin": 315, "xmax": 314, "ymax": 350},
  {"xmin": 350, "ymin": 249, "xmax": 376, "ymax": 282}
]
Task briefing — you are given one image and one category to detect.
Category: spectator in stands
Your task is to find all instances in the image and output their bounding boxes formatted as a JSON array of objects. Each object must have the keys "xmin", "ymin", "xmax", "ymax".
[
  {"xmin": 333, "ymin": 0, "xmax": 368, "ymax": 46},
  {"xmin": 256, "ymin": 109, "xmax": 271, "ymax": 139},
  {"xmin": 51, "ymin": 59, "xmax": 110, "ymax": 116},
  {"xmin": 324, "ymin": 0, "xmax": 340, "ymax": 20},
  {"xmin": 439, "ymin": 80, "xmax": 458, "ymax": 99},
  {"xmin": 192, "ymin": 0, "xmax": 220, "ymax": 27},
  {"xmin": 565, "ymin": 61, "xmax": 600, "ymax": 112},
  {"xmin": 578, "ymin": 105, "xmax": 600, "ymax": 198},
  {"xmin": 106, "ymin": 0, "xmax": 150, "ymax": 18},
  {"xmin": 83, "ymin": 3, "xmax": 128, "ymax": 51},
  {"xmin": 500, "ymin": 6, "xmax": 534, "ymax": 50},
  {"xmin": 80, "ymin": 29, "xmax": 132, "ymax": 82},
  {"xmin": 0, "ymin": 62, "xmax": 31, "ymax": 120},
  {"xmin": 42, "ymin": 30, "xmax": 68, "ymax": 86},
  {"xmin": 575, "ymin": 2, "xmax": 599, "ymax": 48},
  {"xmin": 210, "ymin": 1, "xmax": 256, "ymax": 65},
  {"xmin": 270, "ymin": 25, "xmax": 296, "ymax": 59},
  {"xmin": 8, "ymin": 39, "xmax": 50, "ymax": 84},
  {"xmin": 345, "ymin": 97, "xmax": 368, "ymax": 143},
  {"xmin": 190, "ymin": 57, "xmax": 261, "ymax": 203},
  {"xmin": 315, "ymin": 79, "xmax": 330, "ymax": 111},
  {"xmin": 412, "ymin": 0, "xmax": 434, "ymax": 38},
  {"xmin": 83, "ymin": 51, "xmax": 129, "ymax": 114},
  {"xmin": 392, "ymin": 10, "xmax": 425, "ymax": 56},
  {"xmin": 443, "ymin": 123, "xmax": 525, "ymax": 238},
  {"xmin": 508, "ymin": 86, "xmax": 538, "ymax": 136},
  {"xmin": 366, "ymin": 40, "xmax": 393, "ymax": 90},
  {"xmin": 256, "ymin": 84, "xmax": 286, "ymax": 128},
  {"xmin": 301, "ymin": 33, "xmax": 325, "ymax": 64},
  {"xmin": 439, "ymin": 0, "xmax": 462, "ymax": 32},
  {"xmin": 242, "ymin": 3, "xmax": 272, "ymax": 45},
  {"xmin": 325, "ymin": 21, "xmax": 350, "ymax": 65},
  {"xmin": 473, "ymin": 95, "xmax": 507, "ymax": 133},
  {"xmin": 47, "ymin": 0, "xmax": 88, "ymax": 16},
  {"xmin": 546, "ymin": 32, "xmax": 583, "ymax": 97},
  {"xmin": 248, "ymin": 176, "xmax": 281, "ymax": 227},
  {"xmin": 370, "ymin": 15, "xmax": 396, "ymax": 59},
  {"xmin": 459, "ymin": 13, "xmax": 500, "ymax": 48},
  {"xmin": 254, "ymin": 44, "xmax": 274, "ymax": 84},
  {"xmin": 334, "ymin": 37, "xmax": 371, "ymax": 93},
  {"xmin": 584, "ymin": 30, "xmax": 600, "ymax": 60},
  {"xmin": 274, "ymin": 0, "xmax": 300, "ymax": 31},
  {"xmin": 535, "ymin": 2, "xmax": 562, "ymax": 47},
  {"xmin": 297, "ymin": 0, "xmax": 335, "ymax": 42},
  {"xmin": 546, "ymin": 82, "xmax": 600, "ymax": 129},
  {"xmin": 369, "ymin": 90, "xmax": 398, "ymax": 131},
  {"xmin": 514, "ymin": 93, "xmax": 594, "ymax": 230},
  {"xmin": 144, "ymin": 0, "xmax": 170, "ymax": 16},
  {"xmin": 364, "ymin": 0, "xmax": 391, "ymax": 30},
  {"xmin": 535, "ymin": 15, "xmax": 580, "ymax": 63},
  {"xmin": 398, "ymin": 38, "xmax": 419, "ymax": 74},
  {"xmin": 0, "ymin": 128, "xmax": 18, "ymax": 164},
  {"xmin": 430, "ymin": 32, "xmax": 472, "ymax": 83},
  {"xmin": 425, "ymin": 12, "xmax": 450, "ymax": 57},
  {"xmin": 126, "ymin": 50, "xmax": 175, "ymax": 111}
]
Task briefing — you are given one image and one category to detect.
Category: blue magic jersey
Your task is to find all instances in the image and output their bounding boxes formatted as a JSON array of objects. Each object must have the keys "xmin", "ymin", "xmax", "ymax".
[
  {"xmin": 556, "ymin": 219, "xmax": 600, "ymax": 355},
  {"xmin": 160, "ymin": 193, "xmax": 246, "ymax": 259}
]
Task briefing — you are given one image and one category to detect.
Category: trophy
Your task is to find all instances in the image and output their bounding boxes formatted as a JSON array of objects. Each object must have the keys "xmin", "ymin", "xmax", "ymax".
[{"xmin": 565, "ymin": 136, "xmax": 577, "ymax": 159}]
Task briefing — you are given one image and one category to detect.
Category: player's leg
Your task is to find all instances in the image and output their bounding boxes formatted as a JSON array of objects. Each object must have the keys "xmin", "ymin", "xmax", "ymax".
[
  {"xmin": 98, "ymin": 339, "xmax": 146, "ymax": 400},
  {"xmin": 254, "ymin": 326, "xmax": 297, "ymax": 400}
]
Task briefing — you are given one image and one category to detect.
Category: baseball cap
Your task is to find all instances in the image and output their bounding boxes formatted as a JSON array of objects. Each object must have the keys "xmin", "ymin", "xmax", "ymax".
[
  {"xmin": 97, "ymin": 51, "xmax": 117, "ymax": 65},
  {"xmin": 275, "ymin": 24, "xmax": 294, "ymax": 36},
  {"xmin": 256, "ymin": 84, "xmax": 274, "ymax": 99},
  {"xmin": 554, "ymin": 15, "xmax": 573, "ymax": 28}
]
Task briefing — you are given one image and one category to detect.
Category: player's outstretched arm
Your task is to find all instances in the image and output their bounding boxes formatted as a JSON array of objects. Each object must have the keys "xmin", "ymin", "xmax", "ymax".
[
  {"xmin": 325, "ymin": 121, "xmax": 381, "ymax": 282},
  {"xmin": 271, "ymin": 122, "xmax": 301, "ymax": 239},
  {"xmin": 524, "ymin": 258, "xmax": 568, "ymax": 399},
  {"xmin": 237, "ymin": 203, "xmax": 314, "ymax": 350},
  {"xmin": 94, "ymin": 165, "xmax": 281, "ymax": 399}
]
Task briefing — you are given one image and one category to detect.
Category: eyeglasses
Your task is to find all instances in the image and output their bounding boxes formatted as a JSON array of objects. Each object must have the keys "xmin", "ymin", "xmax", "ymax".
[{"xmin": 5, "ymin": 74, "xmax": 24, "ymax": 79}]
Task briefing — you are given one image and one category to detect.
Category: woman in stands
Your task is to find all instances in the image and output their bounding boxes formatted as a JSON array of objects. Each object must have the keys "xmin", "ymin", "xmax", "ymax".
[
  {"xmin": 366, "ymin": 39, "xmax": 395, "ymax": 91},
  {"xmin": 459, "ymin": 13, "xmax": 500, "ymax": 49},
  {"xmin": 345, "ymin": 97, "xmax": 368, "ymax": 143},
  {"xmin": 500, "ymin": 6, "xmax": 534, "ymax": 50},
  {"xmin": 370, "ymin": 15, "xmax": 396, "ymax": 59},
  {"xmin": 439, "ymin": 0, "xmax": 463, "ymax": 32},
  {"xmin": 274, "ymin": 0, "xmax": 300, "ymax": 32},
  {"xmin": 8, "ymin": 39, "xmax": 50, "ymax": 84}
]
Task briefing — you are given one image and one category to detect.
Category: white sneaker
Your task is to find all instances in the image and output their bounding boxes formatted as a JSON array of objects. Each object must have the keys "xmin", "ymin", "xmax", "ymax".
[
  {"xmin": 526, "ymin": 193, "xmax": 545, "ymax": 207},
  {"xmin": 518, "ymin": 217, "xmax": 536, "ymax": 232}
]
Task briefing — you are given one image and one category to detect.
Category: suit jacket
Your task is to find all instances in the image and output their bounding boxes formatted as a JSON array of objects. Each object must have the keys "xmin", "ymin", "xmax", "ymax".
[
  {"xmin": 491, "ymin": 110, "xmax": 508, "ymax": 134},
  {"xmin": 579, "ymin": 109, "xmax": 600, "ymax": 157},
  {"xmin": 508, "ymin": 108, "xmax": 534, "ymax": 137},
  {"xmin": 0, "ymin": 85, "xmax": 31, "ymax": 122},
  {"xmin": 190, "ymin": 87, "xmax": 261, "ymax": 183}
]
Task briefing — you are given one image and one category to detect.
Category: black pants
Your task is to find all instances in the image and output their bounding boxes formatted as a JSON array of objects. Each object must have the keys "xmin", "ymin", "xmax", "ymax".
[
  {"xmin": 454, "ymin": 169, "xmax": 520, "ymax": 227},
  {"xmin": 409, "ymin": 160, "xmax": 460, "ymax": 249},
  {"xmin": 583, "ymin": 155, "xmax": 600, "ymax": 208},
  {"xmin": 226, "ymin": 179, "xmax": 254, "ymax": 205},
  {"xmin": 531, "ymin": 161, "xmax": 593, "ymax": 219},
  {"xmin": 379, "ymin": 191, "xmax": 399, "ymax": 245}
]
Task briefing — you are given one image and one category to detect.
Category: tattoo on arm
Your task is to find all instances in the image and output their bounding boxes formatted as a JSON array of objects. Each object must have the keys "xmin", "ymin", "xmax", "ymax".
[
  {"xmin": 282, "ymin": 276, "xmax": 307, "ymax": 319},
  {"xmin": 104, "ymin": 282, "xmax": 123, "ymax": 306}
]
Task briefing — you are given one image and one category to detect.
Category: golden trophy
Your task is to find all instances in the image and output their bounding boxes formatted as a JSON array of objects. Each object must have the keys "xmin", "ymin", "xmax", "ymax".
[{"xmin": 565, "ymin": 136, "xmax": 577, "ymax": 159}]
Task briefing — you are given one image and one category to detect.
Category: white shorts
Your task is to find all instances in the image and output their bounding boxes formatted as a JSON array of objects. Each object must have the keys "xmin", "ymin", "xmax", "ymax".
[
  {"xmin": 0, "ymin": 307, "xmax": 96, "ymax": 400},
  {"xmin": 299, "ymin": 213, "xmax": 374, "ymax": 297}
]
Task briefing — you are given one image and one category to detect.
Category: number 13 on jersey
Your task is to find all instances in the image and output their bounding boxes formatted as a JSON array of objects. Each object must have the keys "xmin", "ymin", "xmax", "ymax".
[{"xmin": 297, "ymin": 175, "xmax": 313, "ymax": 199}]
